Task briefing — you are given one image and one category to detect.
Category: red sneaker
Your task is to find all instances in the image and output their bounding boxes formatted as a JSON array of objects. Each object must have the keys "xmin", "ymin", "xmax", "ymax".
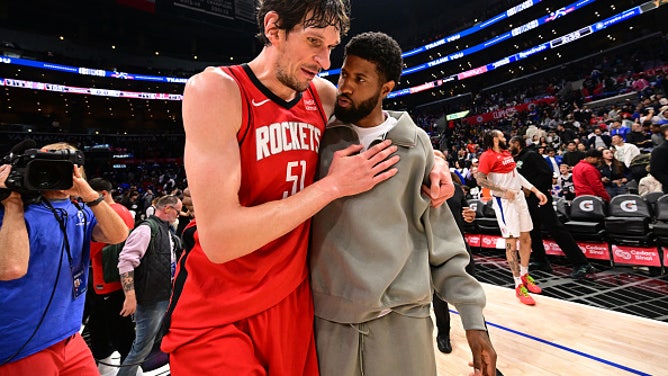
[
  {"xmin": 515, "ymin": 285, "xmax": 536, "ymax": 305},
  {"xmin": 521, "ymin": 273, "xmax": 542, "ymax": 294}
]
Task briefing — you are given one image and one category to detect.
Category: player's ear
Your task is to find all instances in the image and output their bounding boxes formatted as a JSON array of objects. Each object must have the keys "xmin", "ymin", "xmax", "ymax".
[{"xmin": 264, "ymin": 11, "xmax": 281, "ymax": 43}]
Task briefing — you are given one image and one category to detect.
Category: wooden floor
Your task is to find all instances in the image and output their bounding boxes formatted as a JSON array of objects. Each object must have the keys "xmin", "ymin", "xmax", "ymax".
[{"xmin": 435, "ymin": 283, "xmax": 668, "ymax": 376}]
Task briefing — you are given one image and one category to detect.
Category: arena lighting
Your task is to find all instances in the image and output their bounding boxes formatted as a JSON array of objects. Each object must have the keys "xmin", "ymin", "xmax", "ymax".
[
  {"xmin": 387, "ymin": 1, "xmax": 662, "ymax": 99},
  {"xmin": 400, "ymin": 0, "xmax": 596, "ymax": 76},
  {"xmin": 319, "ymin": 0, "xmax": 545, "ymax": 78},
  {"xmin": 0, "ymin": 56, "xmax": 188, "ymax": 84},
  {"xmin": 320, "ymin": 0, "xmax": 596, "ymax": 78},
  {"xmin": 0, "ymin": 0, "xmax": 580, "ymax": 85},
  {"xmin": 0, "ymin": 77, "xmax": 183, "ymax": 101}
]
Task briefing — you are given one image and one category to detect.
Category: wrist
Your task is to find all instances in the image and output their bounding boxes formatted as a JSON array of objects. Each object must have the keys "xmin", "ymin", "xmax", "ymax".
[{"xmin": 84, "ymin": 193, "xmax": 104, "ymax": 207}]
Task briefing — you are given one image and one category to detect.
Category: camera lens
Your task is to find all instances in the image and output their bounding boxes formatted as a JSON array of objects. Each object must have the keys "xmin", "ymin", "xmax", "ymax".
[{"xmin": 25, "ymin": 160, "xmax": 73, "ymax": 190}]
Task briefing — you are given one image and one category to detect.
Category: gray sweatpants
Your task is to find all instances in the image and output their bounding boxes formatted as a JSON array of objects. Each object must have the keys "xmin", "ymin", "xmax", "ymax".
[{"xmin": 315, "ymin": 312, "xmax": 437, "ymax": 376}]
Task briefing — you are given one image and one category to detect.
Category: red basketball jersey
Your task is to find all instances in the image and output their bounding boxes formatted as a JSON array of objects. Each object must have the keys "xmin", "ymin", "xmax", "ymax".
[
  {"xmin": 164, "ymin": 65, "xmax": 328, "ymax": 336},
  {"xmin": 90, "ymin": 202, "xmax": 135, "ymax": 295}
]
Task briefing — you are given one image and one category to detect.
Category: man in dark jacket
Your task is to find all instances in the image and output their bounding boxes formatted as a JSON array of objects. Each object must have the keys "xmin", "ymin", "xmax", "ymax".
[
  {"xmin": 509, "ymin": 136, "xmax": 595, "ymax": 279},
  {"xmin": 650, "ymin": 124, "xmax": 668, "ymax": 193}
]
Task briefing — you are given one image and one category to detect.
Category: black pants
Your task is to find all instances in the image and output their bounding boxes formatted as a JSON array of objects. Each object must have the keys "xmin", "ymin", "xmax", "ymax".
[
  {"xmin": 87, "ymin": 289, "xmax": 136, "ymax": 361},
  {"xmin": 527, "ymin": 195, "xmax": 588, "ymax": 267}
]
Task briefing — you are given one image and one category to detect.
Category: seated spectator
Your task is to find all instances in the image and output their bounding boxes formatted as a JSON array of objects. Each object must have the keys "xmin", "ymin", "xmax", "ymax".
[
  {"xmin": 657, "ymin": 105, "xmax": 668, "ymax": 125},
  {"xmin": 626, "ymin": 121, "xmax": 652, "ymax": 151},
  {"xmin": 587, "ymin": 126, "xmax": 612, "ymax": 150},
  {"xmin": 562, "ymin": 141, "xmax": 585, "ymax": 167},
  {"xmin": 599, "ymin": 149, "xmax": 629, "ymax": 199},
  {"xmin": 544, "ymin": 147, "xmax": 561, "ymax": 176},
  {"xmin": 611, "ymin": 134, "xmax": 641, "ymax": 168},
  {"xmin": 556, "ymin": 163, "xmax": 576, "ymax": 201},
  {"xmin": 572, "ymin": 149, "xmax": 611, "ymax": 202},
  {"xmin": 650, "ymin": 124, "xmax": 668, "ymax": 194},
  {"xmin": 609, "ymin": 119, "xmax": 630, "ymax": 141},
  {"xmin": 651, "ymin": 122, "xmax": 665, "ymax": 148},
  {"xmin": 638, "ymin": 170, "xmax": 663, "ymax": 196}
]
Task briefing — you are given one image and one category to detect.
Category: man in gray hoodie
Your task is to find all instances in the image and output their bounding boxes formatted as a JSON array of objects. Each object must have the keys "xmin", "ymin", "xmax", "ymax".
[{"xmin": 310, "ymin": 32, "xmax": 496, "ymax": 376}]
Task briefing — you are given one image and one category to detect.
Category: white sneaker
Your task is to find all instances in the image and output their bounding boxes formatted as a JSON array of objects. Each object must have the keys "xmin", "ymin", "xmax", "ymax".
[{"xmin": 98, "ymin": 355, "xmax": 119, "ymax": 376}]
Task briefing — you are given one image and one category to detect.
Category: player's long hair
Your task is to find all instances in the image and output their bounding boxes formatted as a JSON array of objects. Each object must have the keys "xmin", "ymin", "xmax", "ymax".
[{"xmin": 482, "ymin": 129, "xmax": 499, "ymax": 150}]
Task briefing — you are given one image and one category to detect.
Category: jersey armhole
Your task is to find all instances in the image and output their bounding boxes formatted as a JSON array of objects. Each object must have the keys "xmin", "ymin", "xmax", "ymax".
[
  {"xmin": 307, "ymin": 83, "xmax": 328, "ymax": 125},
  {"xmin": 222, "ymin": 66, "xmax": 253, "ymax": 145}
]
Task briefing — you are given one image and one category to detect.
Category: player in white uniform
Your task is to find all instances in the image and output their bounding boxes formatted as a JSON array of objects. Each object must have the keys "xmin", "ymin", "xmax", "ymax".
[{"xmin": 476, "ymin": 130, "xmax": 548, "ymax": 305}]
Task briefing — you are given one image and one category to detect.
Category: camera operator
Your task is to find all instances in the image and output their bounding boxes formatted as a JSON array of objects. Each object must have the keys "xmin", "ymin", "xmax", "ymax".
[{"xmin": 0, "ymin": 142, "xmax": 128, "ymax": 375}]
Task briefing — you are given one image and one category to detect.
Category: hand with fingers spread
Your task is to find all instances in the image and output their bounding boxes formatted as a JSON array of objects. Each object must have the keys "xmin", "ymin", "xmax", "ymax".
[{"xmin": 324, "ymin": 140, "xmax": 399, "ymax": 198}]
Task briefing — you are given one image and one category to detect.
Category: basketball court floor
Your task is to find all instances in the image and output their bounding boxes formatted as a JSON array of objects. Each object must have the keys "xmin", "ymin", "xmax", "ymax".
[{"xmin": 101, "ymin": 249, "xmax": 668, "ymax": 376}]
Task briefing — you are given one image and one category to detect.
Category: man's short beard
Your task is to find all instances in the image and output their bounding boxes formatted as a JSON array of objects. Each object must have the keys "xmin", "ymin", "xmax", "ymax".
[{"xmin": 334, "ymin": 93, "xmax": 380, "ymax": 124}]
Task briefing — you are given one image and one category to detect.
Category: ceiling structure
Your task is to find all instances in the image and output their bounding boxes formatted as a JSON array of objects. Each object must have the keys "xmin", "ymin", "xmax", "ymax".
[{"xmin": 0, "ymin": 0, "xmax": 666, "ymax": 134}]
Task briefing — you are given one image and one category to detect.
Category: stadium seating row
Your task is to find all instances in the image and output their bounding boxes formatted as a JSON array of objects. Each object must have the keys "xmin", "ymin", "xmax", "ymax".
[{"xmin": 463, "ymin": 194, "xmax": 668, "ymax": 272}]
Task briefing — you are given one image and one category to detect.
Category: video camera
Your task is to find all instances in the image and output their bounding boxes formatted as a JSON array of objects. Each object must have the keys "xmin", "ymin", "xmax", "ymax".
[{"xmin": 1, "ymin": 139, "xmax": 85, "ymax": 195}]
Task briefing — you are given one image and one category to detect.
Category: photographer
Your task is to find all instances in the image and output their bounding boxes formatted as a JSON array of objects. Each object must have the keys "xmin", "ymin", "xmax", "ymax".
[{"xmin": 0, "ymin": 142, "xmax": 128, "ymax": 374}]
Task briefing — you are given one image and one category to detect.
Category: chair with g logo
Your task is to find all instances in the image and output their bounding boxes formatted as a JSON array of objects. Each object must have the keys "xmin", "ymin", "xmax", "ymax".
[
  {"xmin": 605, "ymin": 194, "xmax": 654, "ymax": 246},
  {"xmin": 563, "ymin": 195, "xmax": 607, "ymax": 242},
  {"xmin": 653, "ymin": 194, "xmax": 668, "ymax": 247}
]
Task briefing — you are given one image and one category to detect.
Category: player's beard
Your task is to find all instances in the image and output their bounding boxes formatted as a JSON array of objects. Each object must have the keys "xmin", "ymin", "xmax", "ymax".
[
  {"xmin": 334, "ymin": 92, "xmax": 380, "ymax": 124},
  {"xmin": 498, "ymin": 140, "xmax": 508, "ymax": 150}
]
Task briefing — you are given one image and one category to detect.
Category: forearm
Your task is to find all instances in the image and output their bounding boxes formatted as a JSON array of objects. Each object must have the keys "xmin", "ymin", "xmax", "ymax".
[
  {"xmin": 89, "ymin": 199, "xmax": 130, "ymax": 244},
  {"xmin": 195, "ymin": 176, "xmax": 340, "ymax": 264},
  {"xmin": 518, "ymin": 173, "xmax": 536, "ymax": 192},
  {"xmin": 120, "ymin": 270, "xmax": 136, "ymax": 297},
  {"xmin": 0, "ymin": 199, "xmax": 29, "ymax": 280},
  {"xmin": 475, "ymin": 172, "xmax": 508, "ymax": 193}
]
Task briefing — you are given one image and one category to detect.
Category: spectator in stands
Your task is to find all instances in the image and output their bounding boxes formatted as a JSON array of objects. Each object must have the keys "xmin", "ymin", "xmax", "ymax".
[
  {"xmin": 86, "ymin": 178, "xmax": 136, "ymax": 374},
  {"xmin": 657, "ymin": 106, "xmax": 668, "ymax": 125},
  {"xmin": 626, "ymin": 121, "xmax": 653, "ymax": 151},
  {"xmin": 638, "ymin": 167, "xmax": 663, "ymax": 196},
  {"xmin": 556, "ymin": 163, "xmax": 576, "ymax": 201},
  {"xmin": 587, "ymin": 126, "xmax": 612, "ymax": 150},
  {"xmin": 599, "ymin": 149, "xmax": 629, "ymax": 199},
  {"xmin": 179, "ymin": 187, "xmax": 197, "ymax": 253},
  {"xmin": 525, "ymin": 122, "xmax": 542, "ymax": 143},
  {"xmin": 609, "ymin": 119, "xmax": 630, "ymax": 141},
  {"xmin": 557, "ymin": 123, "xmax": 576, "ymax": 145},
  {"xmin": 650, "ymin": 124, "xmax": 668, "ymax": 194},
  {"xmin": 476, "ymin": 130, "xmax": 548, "ymax": 306},
  {"xmin": 510, "ymin": 137, "xmax": 595, "ymax": 279},
  {"xmin": 562, "ymin": 141, "xmax": 585, "ymax": 167},
  {"xmin": 639, "ymin": 107, "xmax": 660, "ymax": 127},
  {"xmin": 544, "ymin": 147, "xmax": 561, "ymax": 177},
  {"xmin": 611, "ymin": 134, "xmax": 641, "ymax": 168},
  {"xmin": 651, "ymin": 122, "xmax": 665, "ymax": 148},
  {"xmin": 572, "ymin": 149, "xmax": 611, "ymax": 202}
]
